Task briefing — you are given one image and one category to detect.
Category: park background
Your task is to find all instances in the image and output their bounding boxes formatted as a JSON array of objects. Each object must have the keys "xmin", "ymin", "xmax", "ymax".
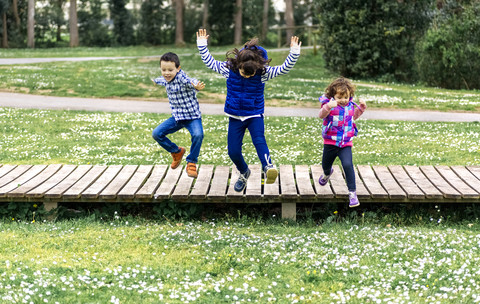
[{"xmin": 1, "ymin": 0, "xmax": 480, "ymax": 303}]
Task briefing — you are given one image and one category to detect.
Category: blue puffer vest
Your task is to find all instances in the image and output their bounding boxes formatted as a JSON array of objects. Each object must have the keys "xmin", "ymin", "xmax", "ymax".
[{"xmin": 224, "ymin": 70, "xmax": 265, "ymax": 116}]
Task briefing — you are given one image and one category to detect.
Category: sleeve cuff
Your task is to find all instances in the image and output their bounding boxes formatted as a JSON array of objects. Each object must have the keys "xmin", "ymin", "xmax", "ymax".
[
  {"xmin": 290, "ymin": 45, "xmax": 301, "ymax": 55},
  {"xmin": 197, "ymin": 39, "xmax": 208, "ymax": 47}
]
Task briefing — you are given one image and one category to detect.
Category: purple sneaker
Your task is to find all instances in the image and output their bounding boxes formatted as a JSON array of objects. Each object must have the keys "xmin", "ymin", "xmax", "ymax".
[
  {"xmin": 318, "ymin": 168, "xmax": 334, "ymax": 186},
  {"xmin": 349, "ymin": 191, "xmax": 360, "ymax": 208}
]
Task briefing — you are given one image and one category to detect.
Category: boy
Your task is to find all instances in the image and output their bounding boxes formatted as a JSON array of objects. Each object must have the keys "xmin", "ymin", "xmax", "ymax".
[{"xmin": 152, "ymin": 52, "xmax": 205, "ymax": 178}]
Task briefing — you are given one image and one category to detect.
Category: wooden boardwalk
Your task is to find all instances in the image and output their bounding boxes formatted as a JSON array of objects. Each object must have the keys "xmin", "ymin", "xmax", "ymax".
[{"xmin": 0, "ymin": 164, "xmax": 479, "ymax": 219}]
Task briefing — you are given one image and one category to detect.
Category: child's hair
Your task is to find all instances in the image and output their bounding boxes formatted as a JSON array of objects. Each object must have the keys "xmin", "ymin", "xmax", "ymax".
[
  {"xmin": 325, "ymin": 77, "xmax": 356, "ymax": 99},
  {"xmin": 160, "ymin": 52, "xmax": 180, "ymax": 68},
  {"xmin": 226, "ymin": 38, "xmax": 271, "ymax": 76}
]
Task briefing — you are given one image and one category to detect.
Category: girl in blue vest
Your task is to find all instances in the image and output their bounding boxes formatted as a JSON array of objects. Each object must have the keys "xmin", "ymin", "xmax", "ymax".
[
  {"xmin": 197, "ymin": 29, "xmax": 301, "ymax": 192},
  {"xmin": 318, "ymin": 77, "xmax": 367, "ymax": 207}
]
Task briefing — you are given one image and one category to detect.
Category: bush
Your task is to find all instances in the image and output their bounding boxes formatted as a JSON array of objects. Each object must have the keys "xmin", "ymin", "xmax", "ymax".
[
  {"xmin": 316, "ymin": 0, "xmax": 432, "ymax": 82},
  {"xmin": 415, "ymin": 2, "xmax": 480, "ymax": 90}
]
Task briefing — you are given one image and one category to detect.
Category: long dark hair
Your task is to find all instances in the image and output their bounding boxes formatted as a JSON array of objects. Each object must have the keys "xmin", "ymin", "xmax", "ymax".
[{"xmin": 226, "ymin": 38, "xmax": 271, "ymax": 76}]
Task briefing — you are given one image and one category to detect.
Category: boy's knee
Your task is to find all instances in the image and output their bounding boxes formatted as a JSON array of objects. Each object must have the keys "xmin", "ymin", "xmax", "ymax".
[{"xmin": 191, "ymin": 132, "xmax": 204, "ymax": 142}]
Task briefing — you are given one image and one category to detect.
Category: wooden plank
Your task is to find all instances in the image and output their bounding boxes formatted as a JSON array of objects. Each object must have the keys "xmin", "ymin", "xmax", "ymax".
[
  {"xmin": 0, "ymin": 165, "xmax": 17, "ymax": 180},
  {"xmin": 117, "ymin": 165, "xmax": 153, "ymax": 199},
  {"xmin": 467, "ymin": 166, "xmax": 480, "ymax": 181},
  {"xmin": 420, "ymin": 166, "xmax": 461, "ymax": 199},
  {"xmin": 436, "ymin": 166, "xmax": 479, "ymax": 199},
  {"xmin": 404, "ymin": 166, "xmax": 443, "ymax": 199},
  {"xmin": 8, "ymin": 164, "xmax": 62, "ymax": 198},
  {"xmin": 357, "ymin": 165, "xmax": 388, "ymax": 199},
  {"xmin": 295, "ymin": 165, "xmax": 315, "ymax": 198},
  {"xmin": 0, "ymin": 165, "xmax": 32, "ymax": 188},
  {"xmin": 263, "ymin": 167, "xmax": 280, "ymax": 199},
  {"xmin": 45, "ymin": 165, "xmax": 93, "ymax": 199},
  {"xmin": 189, "ymin": 165, "xmax": 214, "ymax": 199},
  {"xmin": 311, "ymin": 165, "xmax": 334, "ymax": 199},
  {"xmin": 452, "ymin": 166, "xmax": 480, "ymax": 195},
  {"xmin": 279, "ymin": 165, "xmax": 297, "ymax": 199},
  {"xmin": 207, "ymin": 166, "xmax": 230, "ymax": 200},
  {"xmin": 0, "ymin": 165, "xmax": 47, "ymax": 197},
  {"xmin": 388, "ymin": 165, "xmax": 425, "ymax": 199},
  {"xmin": 135, "ymin": 165, "xmax": 168, "ymax": 199},
  {"xmin": 61, "ymin": 166, "xmax": 107, "ymax": 199},
  {"xmin": 227, "ymin": 166, "xmax": 244, "ymax": 199},
  {"xmin": 26, "ymin": 165, "xmax": 78, "ymax": 198},
  {"xmin": 329, "ymin": 165, "xmax": 349, "ymax": 198},
  {"xmin": 245, "ymin": 164, "xmax": 262, "ymax": 200},
  {"xmin": 353, "ymin": 168, "xmax": 371, "ymax": 199},
  {"xmin": 100, "ymin": 165, "xmax": 138, "ymax": 200},
  {"xmin": 154, "ymin": 166, "xmax": 183, "ymax": 200},
  {"xmin": 372, "ymin": 165, "xmax": 406, "ymax": 199},
  {"xmin": 82, "ymin": 165, "xmax": 123, "ymax": 199},
  {"xmin": 171, "ymin": 168, "xmax": 196, "ymax": 200}
]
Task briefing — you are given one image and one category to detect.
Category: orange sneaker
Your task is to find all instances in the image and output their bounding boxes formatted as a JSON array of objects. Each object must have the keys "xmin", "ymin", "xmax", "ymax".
[
  {"xmin": 186, "ymin": 162, "xmax": 198, "ymax": 178},
  {"xmin": 170, "ymin": 147, "xmax": 185, "ymax": 169}
]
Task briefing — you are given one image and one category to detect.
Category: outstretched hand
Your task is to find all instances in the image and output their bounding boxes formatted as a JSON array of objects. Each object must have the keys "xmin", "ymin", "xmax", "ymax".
[
  {"xmin": 327, "ymin": 98, "xmax": 337, "ymax": 108},
  {"xmin": 359, "ymin": 98, "xmax": 366, "ymax": 106},
  {"xmin": 290, "ymin": 36, "xmax": 302, "ymax": 48},
  {"xmin": 196, "ymin": 29, "xmax": 209, "ymax": 41},
  {"xmin": 193, "ymin": 81, "xmax": 205, "ymax": 91}
]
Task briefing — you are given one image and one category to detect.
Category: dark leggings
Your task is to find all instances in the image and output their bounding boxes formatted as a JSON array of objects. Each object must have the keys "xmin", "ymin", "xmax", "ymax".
[{"xmin": 322, "ymin": 144, "xmax": 356, "ymax": 191}]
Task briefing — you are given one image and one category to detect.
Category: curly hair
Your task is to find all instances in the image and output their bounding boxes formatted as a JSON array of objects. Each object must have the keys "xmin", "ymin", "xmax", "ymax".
[
  {"xmin": 226, "ymin": 38, "xmax": 271, "ymax": 76},
  {"xmin": 325, "ymin": 77, "xmax": 356, "ymax": 99}
]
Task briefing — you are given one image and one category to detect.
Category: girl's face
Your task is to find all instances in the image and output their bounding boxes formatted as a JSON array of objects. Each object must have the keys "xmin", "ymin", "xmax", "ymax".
[
  {"xmin": 160, "ymin": 61, "xmax": 180, "ymax": 82},
  {"xmin": 334, "ymin": 91, "xmax": 350, "ymax": 106}
]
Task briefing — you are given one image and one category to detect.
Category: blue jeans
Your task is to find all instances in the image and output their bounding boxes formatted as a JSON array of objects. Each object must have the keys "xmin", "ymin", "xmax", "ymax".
[
  {"xmin": 152, "ymin": 117, "xmax": 204, "ymax": 163},
  {"xmin": 322, "ymin": 144, "xmax": 356, "ymax": 191},
  {"xmin": 228, "ymin": 116, "xmax": 272, "ymax": 174}
]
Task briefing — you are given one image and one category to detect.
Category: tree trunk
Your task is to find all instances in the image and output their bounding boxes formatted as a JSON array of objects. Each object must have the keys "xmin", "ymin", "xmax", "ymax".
[
  {"xmin": 202, "ymin": 0, "xmax": 209, "ymax": 31},
  {"xmin": 13, "ymin": 0, "xmax": 21, "ymax": 27},
  {"xmin": 284, "ymin": 0, "xmax": 294, "ymax": 44},
  {"xmin": 69, "ymin": 0, "xmax": 79, "ymax": 47},
  {"xmin": 27, "ymin": 0, "xmax": 35, "ymax": 48},
  {"xmin": 2, "ymin": 13, "xmax": 8, "ymax": 48},
  {"xmin": 260, "ymin": 0, "xmax": 269, "ymax": 42},
  {"xmin": 175, "ymin": 0, "xmax": 185, "ymax": 46},
  {"xmin": 233, "ymin": 0, "xmax": 242, "ymax": 45}
]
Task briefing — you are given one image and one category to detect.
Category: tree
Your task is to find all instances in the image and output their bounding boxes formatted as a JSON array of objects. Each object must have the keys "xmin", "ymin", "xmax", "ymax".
[
  {"xmin": 0, "ymin": 0, "xmax": 8, "ymax": 47},
  {"xmin": 233, "ymin": 0, "xmax": 242, "ymax": 44},
  {"xmin": 69, "ymin": 0, "xmax": 79, "ymax": 46},
  {"xmin": 202, "ymin": 0, "xmax": 209, "ymax": 30},
  {"xmin": 174, "ymin": 0, "xmax": 185, "ymax": 46},
  {"xmin": 27, "ymin": 0, "xmax": 35, "ymax": 48},
  {"xmin": 284, "ymin": 0, "xmax": 294, "ymax": 43},
  {"xmin": 260, "ymin": 0, "xmax": 269, "ymax": 42},
  {"xmin": 109, "ymin": 0, "xmax": 135, "ymax": 45}
]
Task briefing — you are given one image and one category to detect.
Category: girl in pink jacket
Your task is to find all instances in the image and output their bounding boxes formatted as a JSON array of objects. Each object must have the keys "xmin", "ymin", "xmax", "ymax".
[{"xmin": 318, "ymin": 77, "xmax": 367, "ymax": 207}]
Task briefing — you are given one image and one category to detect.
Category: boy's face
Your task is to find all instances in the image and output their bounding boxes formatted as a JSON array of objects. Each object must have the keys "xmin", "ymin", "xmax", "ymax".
[{"xmin": 160, "ymin": 61, "xmax": 180, "ymax": 82}]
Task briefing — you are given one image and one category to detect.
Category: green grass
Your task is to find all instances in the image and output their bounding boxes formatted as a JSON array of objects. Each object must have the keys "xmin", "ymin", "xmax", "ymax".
[
  {"xmin": 1, "ymin": 215, "xmax": 480, "ymax": 303},
  {"xmin": 1, "ymin": 107, "xmax": 480, "ymax": 166},
  {"xmin": 1, "ymin": 46, "xmax": 479, "ymax": 112}
]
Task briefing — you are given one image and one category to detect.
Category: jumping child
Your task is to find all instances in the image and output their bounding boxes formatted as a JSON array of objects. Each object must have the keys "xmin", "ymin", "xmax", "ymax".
[
  {"xmin": 318, "ymin": 77, "xmax": 367, "ymax": 207},
  {"xmin": 196, "ymin": 29, "xmax": 301, "ymax": 192},
  {"xmin": 152, "ymin": 52, "xmax": 205, "ymax": 178}
]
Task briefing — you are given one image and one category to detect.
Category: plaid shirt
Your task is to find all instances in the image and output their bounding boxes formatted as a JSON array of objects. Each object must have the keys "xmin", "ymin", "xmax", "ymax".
[{"xmin": 154, "ymin": 70, "xmax": 202, "ymax": 121}]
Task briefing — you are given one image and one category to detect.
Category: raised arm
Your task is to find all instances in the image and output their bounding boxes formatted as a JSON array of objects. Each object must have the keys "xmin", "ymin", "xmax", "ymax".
[
  {"xmin": 353, "ymin": 99, "xmax": 367, "ymax": 120},
  {"xmin": 262, "ymin": 36, "xmax": 302, "ymax": 82},
  {"xmin": 196, "ymin": 29, "xmax": 230, "ymax": 78}
]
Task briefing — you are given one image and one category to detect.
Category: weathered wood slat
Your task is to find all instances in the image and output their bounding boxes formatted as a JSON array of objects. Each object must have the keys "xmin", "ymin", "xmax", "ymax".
[
  {"xmin": 82, "ymin": 165, "xmax": 123, "ymax": 199},
  {"xmin": 190, "ymin": 165, "xmax": 214, "ymax": 199},
  {"xmin": 100, "ymin": 165, "xmax": 138, "ymax": 199},
  {"xmin": 117, "ymin": 165, "xmax": 153, "ymax": 199},
  {"xmin": 451, "ymin": 166, "xmax": 480, "ymax": 196},
  {"xmin": 0, "ymin": 165, "xmax": 17, "ymax": 180},
  {"xmin": 45, "ymin": 165, "xmax": 93, "ymax": 199},
  {"xmin": 227, "ymin": 167, "xmax": 244, "ymax": 199},
  {"xmin": 357, "ymin": 165, "xmax": 389, "ymax": 199},
  {"xmin": 0, "ymin": 165, "xmax": 32, "ymax": 188},
  {"xmin": 467, "ymin": 166, "xmax": 480, "ymax": 181},
  {"xmin": 295, "ymin": 165, "xmax": 315, "ymax": 198},
  {"xmin": 135, "ymin": 165, "xmax": 168, "ymax": 199},
  {"xmin": 245, "ymin": 164, "xmax": 262, "ymax": 200},
  {"xmin": 263, "ymin": 168, "xmax": 280, "ymax": 199},
  {"xmin": 404, "ymin": 166, "xmax": 443, "ymax": 199},
  {"xmin": 310, "ymin": 165, "xmax": 335, "ymax": 198},
  {"xmin": 329, "ymin": 165, "xmax": 349, "ymax": 198},
  {"xmin": 353, "ymin": 168, "xmax": 371, "ymax": 199},
  {"xmin": 61, "ymin": 166, "xmax": 107, "ymax": 199},
  {"xmin": 26, "ymin": 165, "xmax": 78, "ymax": 198},
  {"xmin": 420, "ymin": 166, "xmax": 461, "ymax": 199},
  {"xmin": 171, "ymin": 168, "xmax": 196, "ymax": 200},
  {"xmin": 372, "ymin": 165, "xmax": 406, "ymax": 199},
  {"xmin": 0, "ymin": 165, "xmax": 47, "ymax": 197},
  {"xmin": 8, "ymin": 164, "xmax": 62, "ymax": 198},
  {"xmin": 154, "ymin": 166, "xmax": 183, "ymax": 200},
  {"xmin": 436, "ymin": 166, "xmax": 479, "ymax": 199},
  {"xmin": 208, "ymin": 166, "xmax": 230, "ymax": 200},
  {"xmin": 388, "ymin": 165, "xmax": 425, "ymax": 199},
  {"xmin": 280, "ymin": 165, "xmax": 297, "ymax": 199}
]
